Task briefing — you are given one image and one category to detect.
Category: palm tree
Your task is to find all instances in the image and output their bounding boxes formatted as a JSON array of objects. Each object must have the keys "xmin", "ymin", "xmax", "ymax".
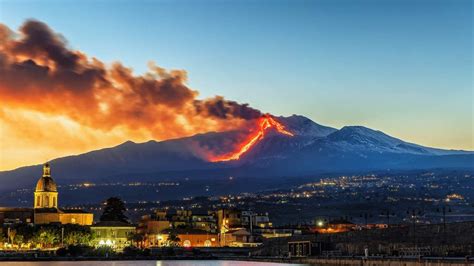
[
  {"xmin": 127, "ymin": 232, "xmax": 144, "ymax": 248},
  {"xmin": 0, "ymin": 233, "xmax": 6, "ymax": 245},
  {"xmin": 7, "ymin": 229, "xmax": 16, "ymax": 245},
  {"xmin": 33, "ymin": 228, "xmax": 59, "ymax": 248},
  {"xmin": 165, "ymin": 230, "xmax": 181, "ymax": 247}
]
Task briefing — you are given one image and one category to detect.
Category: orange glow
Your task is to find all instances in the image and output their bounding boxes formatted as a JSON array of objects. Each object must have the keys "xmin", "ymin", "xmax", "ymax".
[
  {"xmin": 0, "ymin": 20, "xmax": 263, "ymax": 170},
  {"xmin": 211, "ymin": 115, "xmax": 294, "ymax": 162}
]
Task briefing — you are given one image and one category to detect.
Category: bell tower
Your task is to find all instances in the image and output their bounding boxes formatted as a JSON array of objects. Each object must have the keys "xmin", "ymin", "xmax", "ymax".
[{"xmin": 34, "ymin": 163, "xmax": 58, "ymax": 209}]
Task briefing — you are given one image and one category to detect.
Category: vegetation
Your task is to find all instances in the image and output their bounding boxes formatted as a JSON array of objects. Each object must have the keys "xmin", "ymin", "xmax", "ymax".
[
  {"xmin": 127, "ymin": 231, "xmax": 144, "ymax": 248},
  {"xmin": 3, "ymin": 224, "xmax": 94, "ymax": 249},
  {"xmin": 56, "ymin": 244, "xmax": 94, "ymax": 257},
  {"xmin": 33, "ymin": 227, "xmax": 60, "ymax": 248},
  {"xmin": 0, "ymin": 232, "xmax": 6, "ymax": 244},
  {"xmin": 100, "ymin": 197, "xmax": 129, "ymax": 223},
  {"xmin": 122, "ymin": 245, "xmax": 150, "ymax": 257},
  {"xmin": 63, "ymin": 224, "xmax": 95, "ymax": 246},
  {"xmin": 165, "ymin": 230, "xmax": 181, "ymax": 247}
]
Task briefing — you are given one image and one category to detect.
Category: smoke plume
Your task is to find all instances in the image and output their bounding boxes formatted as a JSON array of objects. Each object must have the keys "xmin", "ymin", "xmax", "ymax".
[{"xmin": 0, "ymin": 20, "xmax": 261, "ymax": 141}]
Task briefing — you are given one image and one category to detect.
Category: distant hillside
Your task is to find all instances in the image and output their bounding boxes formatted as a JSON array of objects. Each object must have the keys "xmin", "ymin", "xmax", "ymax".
[{"xmin": 0, "ymin": 115, "xmax": 472, "ymax": 195}]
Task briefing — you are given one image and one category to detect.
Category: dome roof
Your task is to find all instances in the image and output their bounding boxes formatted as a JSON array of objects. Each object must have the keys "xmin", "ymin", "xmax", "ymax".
[
  {"xmin": 35, "ymin": 176, "xmax": 57, "ymax": 192},
  {"xmin": 35, "ymin": 163, "xmax": 57, "ymax": 192}
]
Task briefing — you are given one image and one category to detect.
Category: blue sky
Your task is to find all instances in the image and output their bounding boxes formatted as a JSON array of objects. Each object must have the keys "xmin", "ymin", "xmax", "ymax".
[{"xmin": 0, "ymin": 0, "xmax": 472, "ymax": 149}]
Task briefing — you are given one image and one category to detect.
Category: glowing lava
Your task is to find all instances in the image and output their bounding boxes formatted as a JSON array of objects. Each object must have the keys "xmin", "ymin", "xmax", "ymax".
[{"xmin": 211, "ymin": 115, "xmax": 294, "ymax": 162}]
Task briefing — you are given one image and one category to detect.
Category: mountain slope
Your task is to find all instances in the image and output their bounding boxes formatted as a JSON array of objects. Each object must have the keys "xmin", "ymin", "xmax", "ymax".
[{"xmin": 0, "ymin": 115, "xmax": 472, "ymax": 193}]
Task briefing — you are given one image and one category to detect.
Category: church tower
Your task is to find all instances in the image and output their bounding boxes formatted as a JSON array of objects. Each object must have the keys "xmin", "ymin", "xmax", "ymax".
[{"xmin": 34, "ymin": 163, "xmax": 58, "ymax": 209}]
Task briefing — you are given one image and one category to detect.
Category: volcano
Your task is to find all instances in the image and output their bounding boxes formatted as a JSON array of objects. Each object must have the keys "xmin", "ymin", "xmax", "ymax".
[
  {"xmin": 210, "ymin": 115, "xmax": 294, "ymax": 162},
  {"xmin": 0, "ymin": 115, "xmax": 472, "ymax": 196}
]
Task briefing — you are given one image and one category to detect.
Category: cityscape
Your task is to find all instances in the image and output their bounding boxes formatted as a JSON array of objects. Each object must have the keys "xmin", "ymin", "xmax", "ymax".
[
  {"xmin": 0, "ymin": 163, "xmax": 473, "ymax": 263},
  {"xmin": 0, "ymin": 0, "xmax": 472, "ymax": 265}
]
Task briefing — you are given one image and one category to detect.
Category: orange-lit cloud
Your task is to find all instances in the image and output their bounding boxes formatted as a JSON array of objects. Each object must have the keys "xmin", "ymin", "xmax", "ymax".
[{"xmin": 0, "ymin": 20, "xmax": 261, "ymax": 170}]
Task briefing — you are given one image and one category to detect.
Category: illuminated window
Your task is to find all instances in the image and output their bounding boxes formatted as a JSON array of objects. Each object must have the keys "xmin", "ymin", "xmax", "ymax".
[
  {"xmin": 71, "ymin": 218, "xmax": 76, "ymax": 224},
  {"xmin": 183, "ymin": 240, "xmax": 191, "ymax": 247},
  {"xmin": 204, "ymin": 240, "xmax": 212, "ymax": 247}
]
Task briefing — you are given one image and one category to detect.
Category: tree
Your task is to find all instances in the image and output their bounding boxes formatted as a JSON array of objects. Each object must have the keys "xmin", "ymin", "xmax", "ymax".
[
  {"xmin": 127, "ymin": 232, "xmax": 144, "ymax": 248},
  {"xmin": 7, "ymin": 229, "xmax": 16, "ymax": 245},
  {"xmin": 13, "ymin": 224, "xmax": 35, "ymax": 245},
  {"xmin": 33, "ymin": 227, "xmax": 59, "ymax": 248},
  {"xmin": 64, "ymin": 230, "xmax": 93, "ymax": 246},
  {"xmin": 63, "ymin": 224, "xmax": 95, "ymax": 246},
  {"xmin": 0, "ymin": 232, "xmax": 6, "ymax": 244},
  {"xmin": 165, "ymin": 230, "xmax": 181, "ymax": 247},
  {"xmin": 100, "ymin": 197, "xmax": 128, "ymax": 223}
]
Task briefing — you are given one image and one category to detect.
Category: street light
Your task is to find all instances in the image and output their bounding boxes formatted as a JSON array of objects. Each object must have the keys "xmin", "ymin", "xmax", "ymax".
[
  {"xmin": 61, "ymin": 227, "xmax": 64, "ymax": 247},
  {"xmin": 407, "ymin": 208, "xmax": 424, "ymax": 247},
  {"xmin": 317, "ymin": 220, "xmax": 324, "ymax": 227},
  {"xmin": 436, "ymin": 205, "xmax": 452, "ymax": 251},
  {"xmin": 380, "ymin": 209, "xmax": 395, "ymax": 228},
  {"xmin": 359, "ymin": 213, "xmax": 372, "ymax": 229}
]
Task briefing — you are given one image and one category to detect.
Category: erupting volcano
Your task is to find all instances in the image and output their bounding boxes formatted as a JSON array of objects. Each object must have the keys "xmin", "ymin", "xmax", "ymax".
[{"xmin": 211, "ymin": 115, "xmax": 294, "ymax": 162}]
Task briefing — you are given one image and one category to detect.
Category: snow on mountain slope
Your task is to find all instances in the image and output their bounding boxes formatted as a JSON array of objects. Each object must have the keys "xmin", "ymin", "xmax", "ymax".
[
  {"xmin": 278, "ymin": 115, "xmax": 337, "ymax": 137},
  {"xmin": 0, "ymin": 115, "xmax": 472, "ymax": 193}
]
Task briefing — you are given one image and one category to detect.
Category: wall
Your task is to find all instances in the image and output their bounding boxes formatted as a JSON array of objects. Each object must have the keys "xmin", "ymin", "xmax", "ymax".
[
  {"xmin": 297, "ymin": 258, "xmax": 474, "ymax": 266},
  {"xmin": 34, "ymin": 212, "xmax": 60, "ymax": 224},
  {"xmin": 90, "ymin": 226, "xmax": 135, "ymax": 251},
  {"xmin": 59, "ymin": 213, "xmax": 93, "ymax": 226},
  {"xmin": 178, "ymin": 233, "xmax": 219, "ymax": 247}
]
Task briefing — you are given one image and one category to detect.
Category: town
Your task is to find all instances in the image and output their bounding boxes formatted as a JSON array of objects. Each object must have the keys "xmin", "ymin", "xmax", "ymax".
[{"xmin": 0, "ymin": 163, "xmax": 473, "ymax": 263}]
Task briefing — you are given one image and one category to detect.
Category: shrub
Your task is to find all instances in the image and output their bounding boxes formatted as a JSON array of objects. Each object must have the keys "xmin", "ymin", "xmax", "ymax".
[
  {"xmin": 122, "ymin": 246, "xmax": 140, "ymax": 257},
  {"xmin": 68, "ymin": 244, "xmax": 94, "ymax": 257},
  {"xmin": 56, "ymin": 247, "xmax": 68, "ymax": 256}
]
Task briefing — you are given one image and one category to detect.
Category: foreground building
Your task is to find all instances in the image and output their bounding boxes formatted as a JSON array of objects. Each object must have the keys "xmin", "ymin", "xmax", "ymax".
[
  {"xmin": 137, "ymin": 208, "xmax": 272, "ymax": 248},
  {"xmin": 155, "ymin": 228, "xmax": 219, "ymax": 247},
  {"xmin": 33, "ymin": 163, "xmax": 93, "ymax": 225},
  {"xmin": 0, "ymin": 163, "xmax": 93, "ymax": 226},
  {"xmin": 90, "ymin": 221, "xmax": 136, "ymax": 251}
]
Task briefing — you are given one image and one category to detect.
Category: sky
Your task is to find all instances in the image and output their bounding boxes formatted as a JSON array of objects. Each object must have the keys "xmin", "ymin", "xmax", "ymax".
[{"xmin": 0, "ymin": 0, "xmax": 472, "ymax": 170}]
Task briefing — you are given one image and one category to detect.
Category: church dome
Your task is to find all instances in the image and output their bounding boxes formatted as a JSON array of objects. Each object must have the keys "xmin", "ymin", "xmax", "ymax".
[{"xmin": 35, "ymin": 163, "xmax": 57, "ymax": 192}]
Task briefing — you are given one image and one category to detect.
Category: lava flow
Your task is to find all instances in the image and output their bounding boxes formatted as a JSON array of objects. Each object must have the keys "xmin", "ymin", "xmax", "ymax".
[{"xmin": 211, "ymin": 115, "xmax": 294, "ymax": 162}]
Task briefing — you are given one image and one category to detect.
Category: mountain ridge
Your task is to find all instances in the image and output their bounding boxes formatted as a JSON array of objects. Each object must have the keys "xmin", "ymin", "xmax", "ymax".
[{"xmin": 0, "ymin": 115, "xmax": 472, "ymax": 194}]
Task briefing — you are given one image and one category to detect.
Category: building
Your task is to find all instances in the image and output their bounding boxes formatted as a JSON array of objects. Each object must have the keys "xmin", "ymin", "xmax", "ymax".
[
  {"xmin": 0, "ymin": 208, "xmax": 33, "ymax": 225},
  {"xmin": 138, "ymin": 213, "xmax": 171, "ymax": 235},
  {"xmin": 217, "ymin": 208, "xmax": 242, "ymax": 233},
  {"xmin": 222, "ymin": 228, "xmax": 256, "ymax": 247},
  {"xmin": 137, "ymin": 211, "xmax": 172, "ymax": 247},
  {"xmin": 90, "ymin": 221, "xmax": 136, "ymax": 251},
  {"xmin": 0, "ymin": 163, "xmax": 93, "ymax": 226},
  {"xmin": 33, "ymin": 163, "xmax": 93, "ymax": 225},
  {"xmin": 33, "ymin": 163, "xmax": 57, "ymax": 209},
  {"xmin": 34, "ymin": 208, "xmax": 93, "ymax": 225},
  {"xmin": 312, "ymin": 218, "xmax": 355, "ymax": 234},
  {"xmin": 256, "ymin": 227, "xmax": 303, "ymax": 238},
  {"xmin": 156, "ymin": 228, "xmax": 219, "ymax": 248},
  {"xmin": 241, "ymin": 211, "xmax": 273, "ymax": 231},
  {"xmin": 255, "ymin": 235, "xmax": 325, "ymax": 257},
  {"xmin": 190, "ymin": 210, "xmax": 217, "ymax": 233}
]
